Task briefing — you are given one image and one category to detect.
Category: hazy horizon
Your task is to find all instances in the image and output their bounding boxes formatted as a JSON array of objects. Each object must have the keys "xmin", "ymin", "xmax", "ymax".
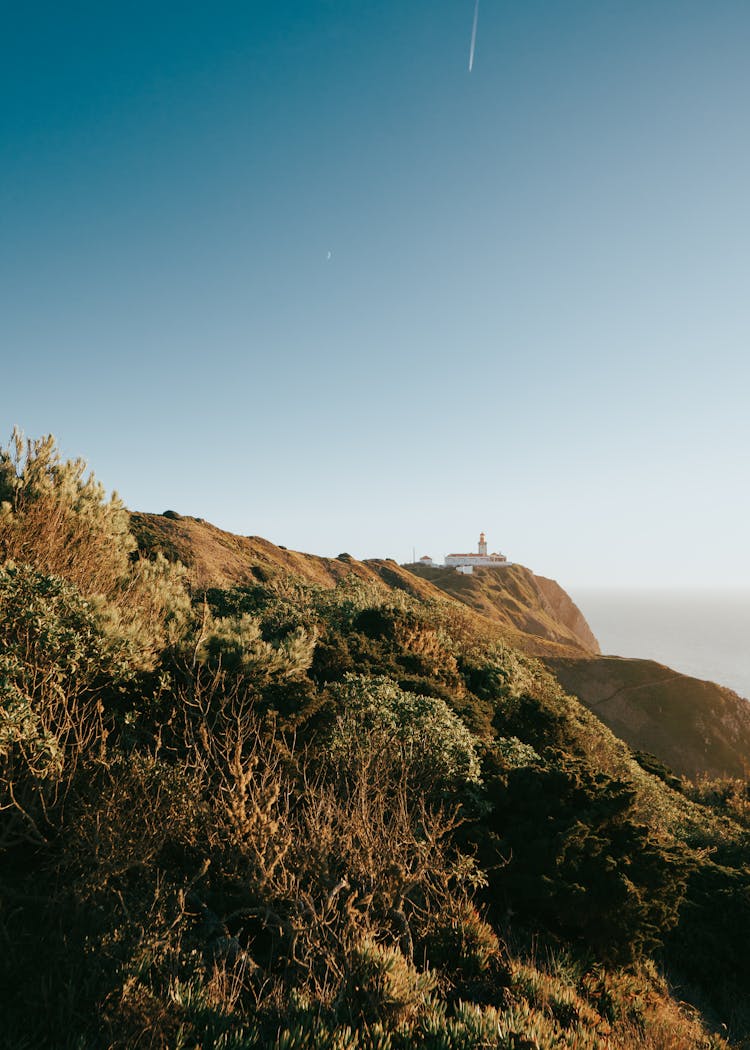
[
  {"xmin": 3, "ymin": 2, "xmax": 750, "ymax": 588},
  {"xmin": 571, "ymin": 585, "xmax": 750, "ymax": 699}
]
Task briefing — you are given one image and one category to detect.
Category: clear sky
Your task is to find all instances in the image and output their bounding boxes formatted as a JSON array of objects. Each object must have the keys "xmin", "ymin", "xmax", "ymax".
[{"xmin": 2, "ymin": 1, "xmax": 749, "ymax": 588}]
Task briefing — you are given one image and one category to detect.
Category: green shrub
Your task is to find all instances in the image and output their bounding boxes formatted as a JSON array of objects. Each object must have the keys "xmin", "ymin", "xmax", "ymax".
[
  {"xmin": 482, "ymin": 755, "xmax": 688, "ymax": 962},
  {"xmin": 343, "ymin": 938, "xmax": 437, "ymax": 1027},
  {"xmin": 196, "ymin": 613, "xmax": 317, "ymax": 681},
  {"xmin": 0, "ymin": 431, "xmax": 193, "ymax": 672},
  {"xmin": 0, "ymin": 563, "xmax": 136, "ymax": 847},
  {"xmin": 327, "ymin": 674, "xmax": 481, "ymax": 795},
  {"xmin": 0, "ymin": 429, "xmax": 135, "ymax": 600},
  {"xmin": 422, "ymin": 899, "xmax": 509, "ymax": 1004}
]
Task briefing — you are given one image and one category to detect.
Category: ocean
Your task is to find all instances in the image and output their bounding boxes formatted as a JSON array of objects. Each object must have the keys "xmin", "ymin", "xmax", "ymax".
[{"xmin": 570, "ymin": 589, "xmax": 750, "ymax": 701}]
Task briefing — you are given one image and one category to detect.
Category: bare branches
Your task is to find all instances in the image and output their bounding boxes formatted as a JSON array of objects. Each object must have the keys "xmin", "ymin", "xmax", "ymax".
[{"xmin": 172, "ymin": 677, "xmax": 476, "ymax": 1003}]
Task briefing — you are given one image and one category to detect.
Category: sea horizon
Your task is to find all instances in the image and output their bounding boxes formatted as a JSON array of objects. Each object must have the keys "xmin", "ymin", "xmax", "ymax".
[{"xmin": 570, "ymin": 587, "xmax": 750, "ymax": 702}]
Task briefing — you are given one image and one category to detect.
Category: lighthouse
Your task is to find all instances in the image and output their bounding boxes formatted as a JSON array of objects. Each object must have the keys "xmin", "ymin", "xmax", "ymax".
[{"xmin": 443, "ymin": 533, "xmax": 511, "ymax": 573}]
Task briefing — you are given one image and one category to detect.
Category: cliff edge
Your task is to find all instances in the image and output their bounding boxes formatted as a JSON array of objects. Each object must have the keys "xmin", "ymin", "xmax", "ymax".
[
  {"xmin": 405, "ymin": 562, "xmax": 600, "ymax": 655},
  {"xmin": 131, "ymin": 512, "xmax": 750, "ymax": 779}
]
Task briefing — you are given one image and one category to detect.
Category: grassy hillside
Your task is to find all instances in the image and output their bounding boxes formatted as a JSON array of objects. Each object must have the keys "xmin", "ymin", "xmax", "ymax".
[
  {"xmin": 3, "ymin": 437, "xmax": 750, "ymax": 1049},
  {"xmin": 130, "ymin": 512, "xmax": 595, "ymax": 660},
  {"xmin": 548, "ymin": 655, "xmax": 750, "ymax": 779},
  {"xmin": 406, "ymin": 562, "xmax": 600, "ymax": 654},
  {"xmin": 401, "ymin": 558, "xmax": 750, "ymax": 782}
]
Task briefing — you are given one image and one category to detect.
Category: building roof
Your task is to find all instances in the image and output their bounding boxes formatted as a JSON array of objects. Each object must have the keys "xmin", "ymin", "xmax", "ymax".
[{"xmin": 446, "ymin": 553, "xmax": 506, "ymax": 559}]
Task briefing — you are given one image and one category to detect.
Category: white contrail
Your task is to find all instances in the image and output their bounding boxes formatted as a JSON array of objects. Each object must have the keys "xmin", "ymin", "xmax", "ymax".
[{"xmin": 468, "ymin": 0, "xmax": 479, "ymax": 72}]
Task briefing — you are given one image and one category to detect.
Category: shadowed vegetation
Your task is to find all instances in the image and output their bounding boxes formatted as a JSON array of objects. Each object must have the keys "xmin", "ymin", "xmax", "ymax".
[{"xmin": 0, "ymin": 433, "xmax": 748, "ymax": 1049}]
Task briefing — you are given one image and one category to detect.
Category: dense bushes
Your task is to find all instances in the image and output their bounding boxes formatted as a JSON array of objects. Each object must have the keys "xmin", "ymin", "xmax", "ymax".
[
  {"xmin": 0, "ymin": 432, "xmax": 745, "ymax": 1048},
  {"xmin": 196, "ymin": 613, "xmax": 317, "ymax": 681},
  {"xmin": 480, "ymin": 754, "xmax": 689, "ymax": 962},
  {"xmin": 0, "ymin": 430, "xmax": 192, "ymax": 670},
  {"xmin": 0, "ymin": 563, "xmax": 133, "ymax": 848},
  {"xmin": 327, "ymin": 674, "xmax": 482, "ymax": 797},
  {"xmin": 0, "ymin": 429, "xmax": 135, "ymax": 599},
  {"xmin": 666, "ymin": 859, "xmax": 750, "ymax": 1031}
]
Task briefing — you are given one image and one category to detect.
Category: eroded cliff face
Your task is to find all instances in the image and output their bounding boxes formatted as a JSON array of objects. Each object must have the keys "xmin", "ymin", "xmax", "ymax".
[
  {"xmin": 405, "ymin": 563, "xmax": 600, "ymax": 656},
  {"xmin": 531, "ymin": 574, "xmax": 601, "ymax": 654}
]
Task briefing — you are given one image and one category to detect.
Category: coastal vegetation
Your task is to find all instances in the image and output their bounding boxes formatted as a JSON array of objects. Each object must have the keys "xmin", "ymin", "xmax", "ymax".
[{"xmin": 2, "ymin": 432, "xmax": 750, "ymax": 1048}]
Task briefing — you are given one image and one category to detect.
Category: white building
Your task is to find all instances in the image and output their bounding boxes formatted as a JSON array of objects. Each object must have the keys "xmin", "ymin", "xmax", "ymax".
[
  {"xmin": 444, "ymin": 532, "xmax": 510, "ymax": 575},
  {"xmin": 418, "ymin": 555, "xmax": 434, "ymax": 567}
]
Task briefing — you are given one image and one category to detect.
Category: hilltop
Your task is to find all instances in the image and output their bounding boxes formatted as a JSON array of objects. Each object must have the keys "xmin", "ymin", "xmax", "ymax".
[
  {"xmin": 132, "ymin": 513, "xmax": 598, "ymax": 659},
  {"xmin": 133, "ymin": 511, "xmax": 750, "ymax": 779}
]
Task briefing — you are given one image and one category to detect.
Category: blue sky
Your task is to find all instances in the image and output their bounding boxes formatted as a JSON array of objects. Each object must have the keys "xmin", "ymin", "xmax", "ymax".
[{"xmin": 2, "ymin": 1, "xmax": 749, "ymax": 587}]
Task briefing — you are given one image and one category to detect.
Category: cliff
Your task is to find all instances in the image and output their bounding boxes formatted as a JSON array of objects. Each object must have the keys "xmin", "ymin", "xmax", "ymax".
[
  {"xmin": 131, "ymin": 512, "xmax": 750, "ymax": 779},
  {"xmin": 405, "ymin": 560, "xmax": 750, "ymax": 779},
  {"xmin": 130, "ymin": 513, "xmax": 594, "ymax": 659},
  {"xmin": 406, "ymin": 563, "xmax": 600, "ymax": 655}
]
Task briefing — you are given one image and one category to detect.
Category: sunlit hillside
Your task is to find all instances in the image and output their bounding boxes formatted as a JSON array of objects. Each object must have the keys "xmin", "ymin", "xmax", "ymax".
[{"xmin": 2, "ymin": 434, "xmax": 749, "ymax": 1049}]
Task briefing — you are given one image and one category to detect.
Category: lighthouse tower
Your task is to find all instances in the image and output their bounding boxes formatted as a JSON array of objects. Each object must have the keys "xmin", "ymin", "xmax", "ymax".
[{"xmin": 443, "ymin": 533, "xmax": 511, "ymax": 572}]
